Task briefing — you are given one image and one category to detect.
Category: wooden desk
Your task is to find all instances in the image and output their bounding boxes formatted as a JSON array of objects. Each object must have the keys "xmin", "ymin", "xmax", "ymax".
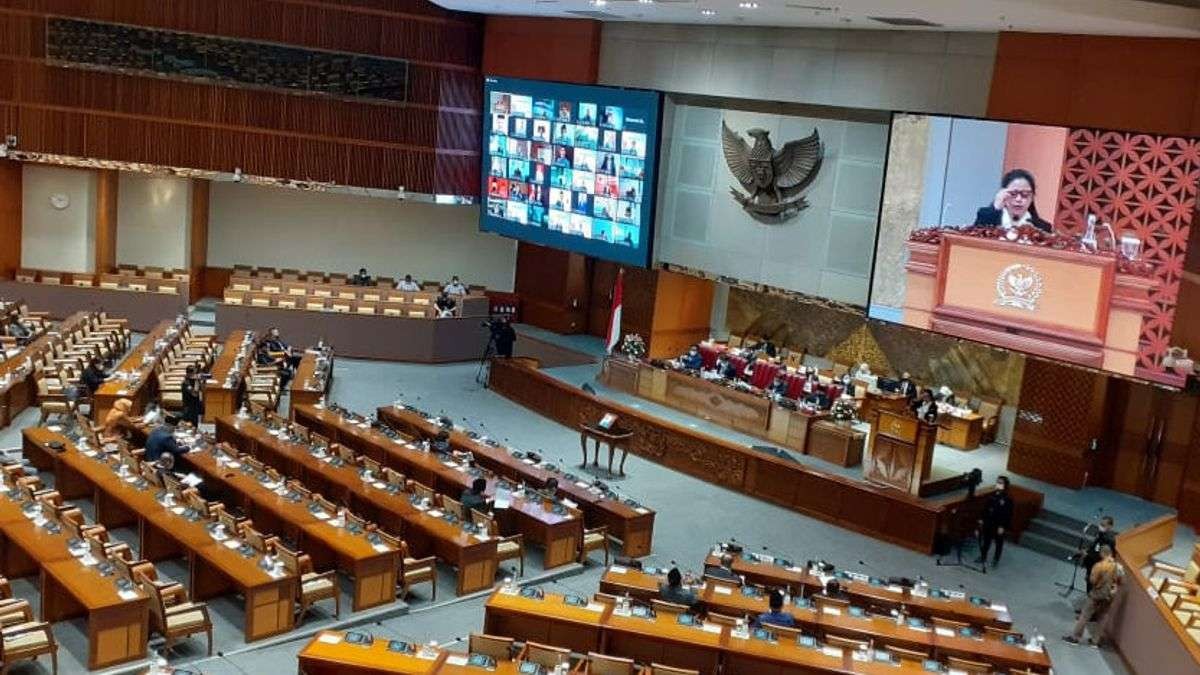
[
  {"xmin": 807, "ymin": 420, "xmax": 865, "ymax": 467},
  {"xmin": 0, "ymin": 476, "xmax": 149, "ymax": 669},
  {"xmin": 373, "ymin": 404, "xmax": 655, "ymax": 558},
  {"xmin": 214, "ymin": 415, "xmax": 499, "ymax": 595},
  {"xmin": 936, "ymin": 412, "xmax": 984, "ymax": 451},
  {"xmin": 215, "ymin": 303, "xmax": 490, "ymax": 363},
  {"xmin": 41, "ymin": 558, "xmax": 149, "ymax": 669},
  {"xmin": 0, "ymin": 280, "xmax": 189, "ymax": 332},
  {"xmin": 484, "ymin": 589, "xmax": 608, "ymax": 655},
  {"xmin": 490, "ymin": 358, "xmax": 984, "ymax": 554},
  {"xmin": 289, "ymin": 349, "xmax": 334, "ymax": 417},
  {"xmin": 204, "ymin": 330, "xmax": 259, "ymax": 423},
  {"xmin": 297, "ymin": 630, "xmax": 528, "ymax": 675},
  {"xmin": 0, "ymin": 311, "xmax": 92, "ymax": 428},
  {"xmin": 185, "ymin": 446, "xmax": 398, "ymax": 612},
  {"xmin": 93, "ymin": 319, "xmax": 180, "ymax": 421},
  {"xmin": 579, "ymin": 423, "xmax": 634, "ymax": 476},
  {"xmin": 22, "ymin": 427, "xmax": 298, "ymax": 642}
]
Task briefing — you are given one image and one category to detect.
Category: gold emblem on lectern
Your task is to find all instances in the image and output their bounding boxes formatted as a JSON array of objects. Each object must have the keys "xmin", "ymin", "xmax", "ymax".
[{"xmin": 994, "ymin": 263, "xmax": 1044, "ymax": 311}]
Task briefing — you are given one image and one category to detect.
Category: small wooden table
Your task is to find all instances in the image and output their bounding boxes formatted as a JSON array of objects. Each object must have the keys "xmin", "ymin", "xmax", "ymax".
[{"xmin": 580, "ymin": 423, "xmax": 634, "ymax": 476}]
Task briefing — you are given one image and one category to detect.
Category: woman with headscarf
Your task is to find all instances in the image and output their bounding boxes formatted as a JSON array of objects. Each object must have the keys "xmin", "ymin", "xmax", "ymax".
[{"xmin": 100, "ymin": 398, "xmax": 133, "ymax": 443}]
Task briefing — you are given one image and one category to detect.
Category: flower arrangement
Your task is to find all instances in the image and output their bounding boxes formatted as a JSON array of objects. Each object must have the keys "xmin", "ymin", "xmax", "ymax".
[
  {"xmin": 830, "ymin": 397, "xmax": 858, "ymax": 423},
  {"xmin": 619, "ymin": 333, "xmax": 647, "ymax": 360}
]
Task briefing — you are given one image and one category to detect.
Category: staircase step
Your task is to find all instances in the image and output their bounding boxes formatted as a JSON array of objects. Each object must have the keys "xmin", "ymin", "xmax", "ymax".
[
  {"xmin": 1024, "ymin": 519, "xmax": 1086, "ymax": 548},
  {"xmin": 1017, "ymin": 531, "xmax": 1077, "ymax": 561},
  {"xmin": 1036, "ymin": 509, "xmax": 1088, "ymax": 532}
]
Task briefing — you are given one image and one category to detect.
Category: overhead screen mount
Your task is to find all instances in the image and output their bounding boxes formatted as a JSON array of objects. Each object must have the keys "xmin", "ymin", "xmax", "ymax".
[
  {"xmin": 866, "ymin": 112, "xmax": 1196, "ymax": 389},
  {"xmin": 479, "ymin": 76, "xmax": 663, "ymax": 268}
]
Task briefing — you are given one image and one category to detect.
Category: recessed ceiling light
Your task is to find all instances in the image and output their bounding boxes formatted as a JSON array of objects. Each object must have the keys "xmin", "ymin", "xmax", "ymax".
[
  {"xmin": 738, "ymin": 2, "xmax": 759, "ymax": 8},
  {"xmin": 591, "ymin": 0, "xmax": 607, "ymax": 5},
  {"xmin": 638, "ymin": 0, "xmax": 653, "ymax": 4},
  {"xmin": 700, "ymin": 8, "xmax": 717, "ymax": 16}
]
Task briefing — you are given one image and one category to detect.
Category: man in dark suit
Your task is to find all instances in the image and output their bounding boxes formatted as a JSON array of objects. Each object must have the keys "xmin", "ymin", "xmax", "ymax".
[
  {"xmin": 144, "ymin": 421, "xmax": 183, "ymax": 462},
  {"xmin": 897, "ymin": 372, "xmax": 916, "ymax": 401},
  {"xmin": 461, "ymin": 477, "xmax": 490, "ymax": 515},
  {"xmin": 974, "ymin": 168, "xmax": 1053, "ymax": 233},
  {"xmin": 350, "ymin": 268, "xmax": 373, "ymax": 286},
  {"xmin": 977, "ymin": 476, "xmax": 1014, "ymax": 568},
  {"xmin": 748, "ymin": 338, "xmax": 777, "ymax": 358}
]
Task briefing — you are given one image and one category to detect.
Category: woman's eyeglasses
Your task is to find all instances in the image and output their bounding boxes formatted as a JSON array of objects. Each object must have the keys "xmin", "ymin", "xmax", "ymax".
[{"xmin": 1008, "ymin": 189, "xmax": 1033, "ymax": 199}]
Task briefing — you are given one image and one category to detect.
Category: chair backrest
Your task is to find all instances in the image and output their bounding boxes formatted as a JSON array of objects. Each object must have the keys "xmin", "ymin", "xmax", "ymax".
[
  {"xmin": 523, "ymin": 641, "xmax": 570, "ymax": 669},
  {"xmin": 468, "ymin": 633, "xmax": 513, "ymax": 661},
  {"xmin": 651, "ymin": 599, "xmax": 690, "ymax": 616},
  {"xmin": 441, "ymin": 495, "xmax": 464, "ymax": 520},
  {"xmin": 649, "ymin": 665, "xmax": 700, "ymax": 675},
  {"xmin": 945, "ymin": 656, "xmax": 994, "ymax": 674},
  {"xmin": 826, "ymin": 634, "xmax": 869, "ymax": 651},
  {"xmin": 412, "ymin": 482, "xmax": 435, "ymax": 503},
  {"xmin": 384, "ymin": 467, "xmax": 405, "ymax": 486},
  {"xmin": 586, "ymin": 652, "xmax": 634, "ymax": 675},
  {"xmin": 885, "ymin": 645, "xmax": 929, "ymax": 663},
  {"xmin": 705, "ymin": 611, "xmax": 741, "ymax": 627},
  {"xmin": 932, "ymin": 616, "xmax": 970, "ymax": 631}
]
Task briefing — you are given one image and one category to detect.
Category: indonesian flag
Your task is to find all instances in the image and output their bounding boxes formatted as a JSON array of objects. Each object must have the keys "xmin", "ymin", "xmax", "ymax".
[{"xmin": 605, "ymin": 269, "xmax": 624, "ymax": 354}]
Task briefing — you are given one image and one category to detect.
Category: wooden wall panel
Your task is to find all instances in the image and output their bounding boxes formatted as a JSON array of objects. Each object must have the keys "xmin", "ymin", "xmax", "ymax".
[
  {"xmin": 0, "ymin": 160, "xmax": 20, "ymax": 278},
  {"xmin": 482, "ymin": 16, "xmax": 600, "ymax": 84},
  {"xmin": 94, "ymin": 168, "xmax": 117, "ymax": 272},
  {"xmin": 988, "ymin": 32, "xmax": 1200, "ymax": 137},
  {"xmin": 188, "ymin": 179, "xmax": 209, "ymax": 303},
  {"xmin": 648, "ymin": 271, "xmax": 714, "ymax": 359},
  {"xmin": 1007, "ymin": 358, "xmax": 1109, "ymax": 489},
  {"xmin": 0, "ymin": 2, "xmax": 482, "ymax": 194}
]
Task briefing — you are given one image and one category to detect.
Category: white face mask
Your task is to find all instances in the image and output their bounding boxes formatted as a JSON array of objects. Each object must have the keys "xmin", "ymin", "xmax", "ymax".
[{"xmin": 995, "ymin": 484, "xmax": 1005, "ymax": 491}]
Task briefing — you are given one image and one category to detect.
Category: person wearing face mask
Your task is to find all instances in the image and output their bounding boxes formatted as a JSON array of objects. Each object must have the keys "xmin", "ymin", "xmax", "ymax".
[
  {"xmin": 977, "ymin": 476, "xmax": 1014, "ymax": 568},
  {"xmin": 443, "ymin": 276, "xmax": 468, "ymax": 296},
  {"xmin": 1080, "ymin": 516, "xmax": 1117, "ymax": 592},
  {"xmin": 679, "ymin": 345, "xmax": 703, "ymax": 371},
  {"xmin": 911, "ymin": 388, "xmax": 938, "ymax": 423},
  {"xmin": 974, "ymin": 168, "xmax": 1053, "ymax": 233},
  {"xmin": 839, "ymin": 372, "xmax": 854, "ymax": 397},
  {"xmin": 264, "ymin": 327, "xmax": 301, "ymax": 368},
  {"xmin": 770, "ymin": 372, "xmax": 790, "ymax": 399},
  {"xmin": 897, "ymin": 371, "xmax": 916, "ymax": 400},
  {"xmin": 395, "ymin": 274, "xmax": 421, "ymax": 292}
]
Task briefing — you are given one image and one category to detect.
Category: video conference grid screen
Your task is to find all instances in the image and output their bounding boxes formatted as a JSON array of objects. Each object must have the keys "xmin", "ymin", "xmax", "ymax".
[
  {"xmin": 868, "ymin": 113, "xmax": 1200, "ymax": 387},
  {"xmin": 481, "ymin": 76, "xmax": 662, "ymax": 267}
]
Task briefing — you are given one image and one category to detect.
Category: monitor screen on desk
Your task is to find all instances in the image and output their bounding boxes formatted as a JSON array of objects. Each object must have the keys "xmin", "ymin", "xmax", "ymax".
[
  {"xmin": 868, "ymin": 113, "xmax": 1200, "ymax": 387},
  {"xmin": 481, "ymin": 76, "xmax": 662, "ymax": 267}
]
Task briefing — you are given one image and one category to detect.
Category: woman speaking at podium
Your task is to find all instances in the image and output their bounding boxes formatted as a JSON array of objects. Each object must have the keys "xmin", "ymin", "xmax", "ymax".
[{"xmin": 974, "ymin": 168, "xmax": 1053, "ymax": 233}]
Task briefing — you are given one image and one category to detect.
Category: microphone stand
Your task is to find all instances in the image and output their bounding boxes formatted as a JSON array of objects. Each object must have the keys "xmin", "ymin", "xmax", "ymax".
[{"xmin": 1055, "ymin": 521, "xmax": 1096, "ymax": 598}]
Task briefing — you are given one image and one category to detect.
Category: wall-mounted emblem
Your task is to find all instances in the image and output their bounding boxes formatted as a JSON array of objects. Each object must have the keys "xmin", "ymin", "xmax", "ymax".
[
  {"xmin": 994, "ymin": 263, "xmax": 1044, "ymax": 311},
  {"xmin": 720, "ymin": 120, "xmax": 824, "ymax": 223}
]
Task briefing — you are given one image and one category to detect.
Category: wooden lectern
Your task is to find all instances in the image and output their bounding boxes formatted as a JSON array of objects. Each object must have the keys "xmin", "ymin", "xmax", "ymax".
[
  {"xmin": 864, "ymin": 409, "xmax": 938, "ymax": 496},
  {"xmin": 904, "ymin": 231, "xmax": 1157, "ymax": 376}
]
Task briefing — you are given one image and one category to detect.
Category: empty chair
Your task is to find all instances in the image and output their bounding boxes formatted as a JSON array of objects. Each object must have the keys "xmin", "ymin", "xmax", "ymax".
[
  {"xmin": 275, "ymin": 544, "xmax": 340, "ymax": 621},
  {"xmin": 584, "ymin": 652, "xmax": 634, "ymax": 675},
  {"xmin": 477, "ymin": 512, "xmax": 524, "ymax": 576},
  {"xmin": 579, "ymin": 524, "xmax": 610, "ymax": 566},
  {"xmin": 143, "ymin": 580, "xmax": 213, "ymax": 656},
  {"xmin": 376, "ymin": 532, "xmax": 436, "ymax": 602},
  {"xmin": 520, "ymin": 641, "xmax": 571, "ymax": 670},
  {"xmin": 0, "ymin": 621, "xmax": 58, "ymax": 674},
  {"xmin": 468, "ymin": 633, "xmax": 514, "ymax": 661}
]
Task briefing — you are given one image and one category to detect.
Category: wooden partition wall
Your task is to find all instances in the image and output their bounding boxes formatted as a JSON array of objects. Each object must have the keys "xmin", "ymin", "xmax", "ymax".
[{"xmin": 0, "ymin": 1, "xmax": 482, "ymax": 194}]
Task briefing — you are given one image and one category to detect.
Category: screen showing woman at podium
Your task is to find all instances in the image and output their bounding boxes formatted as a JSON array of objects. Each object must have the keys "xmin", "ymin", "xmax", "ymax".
[{"xmin": 868, "ymin": 113, "xmax": 1200, "ymax": 387}]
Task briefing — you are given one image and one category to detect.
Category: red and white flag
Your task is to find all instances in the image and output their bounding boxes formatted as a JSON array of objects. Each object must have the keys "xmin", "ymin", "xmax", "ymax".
[{"xmin": 605, "ymin": 269, "xmax": 624, "ymax": 354}]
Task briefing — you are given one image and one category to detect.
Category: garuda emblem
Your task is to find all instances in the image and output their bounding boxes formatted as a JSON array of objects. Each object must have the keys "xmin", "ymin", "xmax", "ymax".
[
  {"xmin": 720, "ymin": 120, "xmax": 824, "ymax": 223},
  {"xmin": 994, "ymin": 263, "xmax": 1044, "ymax": 311}
]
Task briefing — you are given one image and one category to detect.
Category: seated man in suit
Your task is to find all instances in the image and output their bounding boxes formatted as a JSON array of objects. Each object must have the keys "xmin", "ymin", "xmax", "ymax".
[
  {"xmin": 804, "ymin": 389, "xmax": 831, "ymax": 410},
  {"xmin": 144, "ymin": 420, "xmax": 184, "ymax": 462},
  {"xmin": 80, "ymin": 357, "xmax": 108, "ymax": 397},
  {"xmin": 712, "ymin": 353, "xmax": 739, "ymax": 381},
  {"xmin": 264, "ymin": 327, "xmax": 301, "ymax": 368},
  {"xmin": 897, "ymin": 371, "xmax": 916, "ymax": 400},
  {"xmin": 748, "ymin": 337, "xmax": 777, "ymax": 358},
  {"xmin": 754, "ymin": 590, "xmax": 796, "ymax": 628},
  {"xmin": 678, "ymin": 345, "xmax": 703, "ymax": 371},
  {"xmin": 350, "ymin": 267, "xmax": 373, "ymax": 286},
  {"xmin": 659, "ymin": 567, "xmax": 698, "ymax": 608},
  {"xmin": 703, "ymin": 553, "xmax": 740, "ymax": 582},
  {"xmin": 4, "ymin": 316, "xmax": 31, "ymax": 344},
  {"xmin": 461, "ymin": 477, "xmax": 490, "ymax": 515},
  {"xmin": 434, "ymin": 292, "xmax": 458, "ymax": 318},
  {"xmin": 395, "ymin": 274, "xmax": 421, "ymax": 292},
  {"xmin": 769, "ymin": 372, "xmax": 790, "ymax": 399},
  {"xmin": 443, "ymin": 276, "xmax": 468, "ymax": 296}
]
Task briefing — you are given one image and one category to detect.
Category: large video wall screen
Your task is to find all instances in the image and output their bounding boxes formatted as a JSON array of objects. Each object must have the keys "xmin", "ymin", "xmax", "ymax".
[
  {"xmin": 481, "ymin": 76, "xmax": 662, "ymax": 267},
  {"xmin": 868, "ymin": 113, "xmax": 1200, "ymax": 387}
]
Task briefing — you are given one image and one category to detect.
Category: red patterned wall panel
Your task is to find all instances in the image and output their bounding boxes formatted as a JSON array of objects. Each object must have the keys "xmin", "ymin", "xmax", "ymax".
[{"xmin": 1053, "ymin": 129, "xmax": 1200, "ymax": 375}]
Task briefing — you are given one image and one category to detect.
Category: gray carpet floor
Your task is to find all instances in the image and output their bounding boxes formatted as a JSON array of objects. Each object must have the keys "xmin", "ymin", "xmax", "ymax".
[{"xmin": 0, "ymin": 323, "xmax": 1191, "ymax": 674}]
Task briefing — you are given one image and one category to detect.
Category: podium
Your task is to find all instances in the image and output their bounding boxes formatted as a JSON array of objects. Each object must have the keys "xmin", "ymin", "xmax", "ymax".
[
  {"xmin": 903, "ymin": 231, "xmax": 1157, "ymax": 376},
  {"xmin": 864, "ymin": 409, "xmax": 938, "ymax": 496}
]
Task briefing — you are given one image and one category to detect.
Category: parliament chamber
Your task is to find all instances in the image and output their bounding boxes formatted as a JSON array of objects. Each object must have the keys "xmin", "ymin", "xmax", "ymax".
[{"xmin": 1, "ymin": 1, "xmax": 1200, "ymax": 674}]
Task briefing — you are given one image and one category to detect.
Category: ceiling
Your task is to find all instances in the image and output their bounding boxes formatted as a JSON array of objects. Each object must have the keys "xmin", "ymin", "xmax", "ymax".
[{"xmin": 433, "ymin": 0, "xmax": 1200, "ymax": 37}]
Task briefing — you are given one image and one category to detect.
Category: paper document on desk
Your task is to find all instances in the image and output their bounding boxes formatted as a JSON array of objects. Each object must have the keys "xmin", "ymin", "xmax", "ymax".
[
  {"xmin": 444, "ymin": 655, "xmax": 468, "ymax": 666},
  {"xmin": 118, "ymin": 589, "xmax": 140, "ymax": 600},
  {"xmin": 701, "ymin": 623, "xmax": 722, "ymax": 634},
  {"xmin": 713, "ymin": 585, "xmax": 733, "ymax": 595},
  {"xmin": 223, "ymin": 540, "xmax": 240, "ymax": 549},
  {"xmin": 935, "ymin": 627, "xmax": 954, "ymax": 637},
  {"xmin": 820, "ymin": 646, "xmax": 843, "ymax": 658},
  {"xmin": 181, "ymin": 473, "xmax": 202, "ymax": 488},
  {"xmin": 317, "ymin": 633, "xmax": 343, "ymax": 645},
  {"xmin": 821, "ymin": 606, "xmax": 841, "ymax": 615},
  {"xmin": 990, "ymin": 603, "xmax": 1008, "ymax": 612},
  {"xmin": 575, "ymin": 481, "xmax": 590, "ymax": 488},
  {"xmin": 313, "ymin": 511, "xmax": 331, "ymax": 521},
  {"xmin": 635, "ymin": 507, "xmax": 650, "ymax": 515},
  {"xmin": 372, "ymin": 543, "xmax": 391, "ymax": 553},
  {"xmin": 610, "ymin": 565, "xmax": 628, "ymax": 574},
  {"xmin": 561, "ymin": 498, "xmax": 577, "ymax": 508}
]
